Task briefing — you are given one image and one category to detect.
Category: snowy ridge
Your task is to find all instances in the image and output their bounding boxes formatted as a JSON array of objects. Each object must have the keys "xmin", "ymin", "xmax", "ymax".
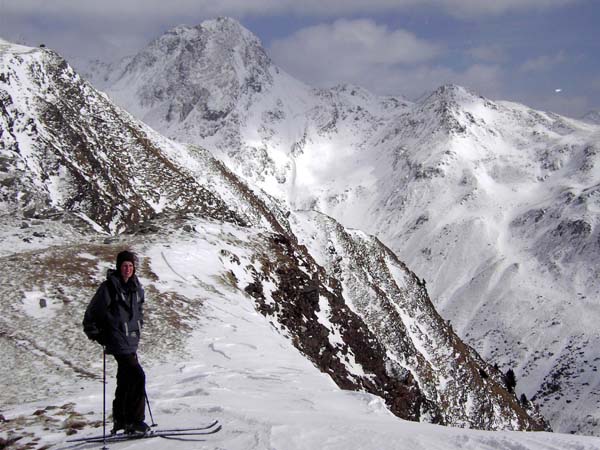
[
  {"xmin": 91, "ymin": 18, "xmax": 600, "ymax": 434},
  {"xmin": 0, "ymin": 41, "xmax": 254, "ymax": 233},
  {"xmin": 218, "ymin": 226, "xmax": 432, "ymax": 422}
]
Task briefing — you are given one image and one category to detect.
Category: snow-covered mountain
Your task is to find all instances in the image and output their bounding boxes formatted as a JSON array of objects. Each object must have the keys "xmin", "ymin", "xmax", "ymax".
[
  {"xmin": 0, "ymin": 37, "xmax": 559, "ymax": 448},
  {"xmin": 88, "ymin": 18, "xmax": 600, "ymax": 435}
]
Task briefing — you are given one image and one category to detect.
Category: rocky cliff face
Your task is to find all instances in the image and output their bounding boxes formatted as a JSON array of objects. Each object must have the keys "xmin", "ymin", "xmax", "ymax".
[
  {"xmin": 0, "ymin": 38, "xmax": 547, "ymax": 432},
  {"xmin": 289, "ymin": 211, "xmax": 546, "ymax": 430}
]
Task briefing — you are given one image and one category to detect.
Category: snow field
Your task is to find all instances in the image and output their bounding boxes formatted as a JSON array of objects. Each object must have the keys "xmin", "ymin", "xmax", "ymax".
[
  {"xmin": 1, "ymin": 222, "xmax": 599, "ymax": 449},
  {"xmin": 78, "ymin": 233, "xmax": 600, "ymax": 448}
]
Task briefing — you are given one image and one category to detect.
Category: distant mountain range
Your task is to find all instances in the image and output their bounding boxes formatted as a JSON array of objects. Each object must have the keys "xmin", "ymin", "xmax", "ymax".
[{"xmin": 73, "ymin": 17, "xmax": 600, "ymax": 435}]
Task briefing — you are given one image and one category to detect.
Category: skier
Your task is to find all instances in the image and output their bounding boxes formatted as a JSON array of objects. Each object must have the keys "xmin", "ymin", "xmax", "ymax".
[{"xmin": 83, "ymin": 250, "xmax": 150, "ymax": 434}]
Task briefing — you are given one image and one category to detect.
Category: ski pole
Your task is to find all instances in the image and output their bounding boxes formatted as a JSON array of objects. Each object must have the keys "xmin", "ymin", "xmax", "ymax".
[
  {"xmin": 145, "ymin": 392, "xmax": 157, "ymax": 427},
  {"xmin": 137, "ymin": 353, "xmax": 157, "ymax": 428},
  {"xmin": 102, "ymin": 347, "xmax": 108, "ymax": 450}
]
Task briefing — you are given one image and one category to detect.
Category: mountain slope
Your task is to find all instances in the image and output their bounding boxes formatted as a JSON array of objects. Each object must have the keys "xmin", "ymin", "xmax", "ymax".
[
  {"xmin": 364, "ymin": 86, "xmax": 600, "ymax": 434},
  {"xmin": 0, "ymin": 38, "xmax": 549, "ymax": 439},
  {"xmin": 2, "ymin": 230, "xmax": 598, "ymax": 450},
  {"xmin": 89, "ymin": 20, "xmax": 600, "ymax": 435},
  {"xmin": 290, "ymin": 210, "xmax": 544, "ymax": 429},
  {"xmin": 0, "ymin": 39, "xmax": 249, "ymax": 234}
]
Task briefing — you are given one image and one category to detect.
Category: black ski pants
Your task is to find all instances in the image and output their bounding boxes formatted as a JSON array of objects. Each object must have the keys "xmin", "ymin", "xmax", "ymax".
[{"xmin": 113, "ymin": 353, "xmax": 146, "ymax": 425}]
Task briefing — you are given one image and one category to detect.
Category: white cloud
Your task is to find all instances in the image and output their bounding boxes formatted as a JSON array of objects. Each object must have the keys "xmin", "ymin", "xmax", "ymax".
[
  {"xmin": 269, "ymin": 19, "xmax": 507, "ymax": 100},
  {"xmin": 2, "ymin": 0, "xmax": 593, "ymax": 118},
  {"xmin": 469, "ymin": 45, "xmax": 509, "ymax": 63},
  {"xmin": 433, "ymin": 0, "xmax": 577, "ymax": 17},
  {"xmin": 520, "ymin": 51, "xmax": 567, "ymax": 72},
  {"xmin": 270, "ymin": 19, "xmax": 440, "ymax": 90},
  {"xmin": 459, "ymin": 64, "xmax": 505, "ymax": 95},
  {"xmin": 1, "ymin": 0, "xmax": 582, "ymax": 61}
]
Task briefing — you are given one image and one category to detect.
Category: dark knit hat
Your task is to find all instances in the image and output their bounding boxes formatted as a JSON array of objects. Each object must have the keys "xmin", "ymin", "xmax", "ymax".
[{"xmin": 116, "ymin": 250, "xmax": 136, "ymax": 271}]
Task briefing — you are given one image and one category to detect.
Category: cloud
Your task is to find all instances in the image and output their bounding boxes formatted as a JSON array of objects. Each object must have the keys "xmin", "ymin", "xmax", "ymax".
[
  {"xmin": 270, "ymin": 19, "xmax": 440, "ymax": 89},
  {"xmin": 403, "ymin": 64, "xmax": 505, "ymax": 99},
  {"xmin": 2, "ymin": 0, "xmax": 581, "ymax": 21},
  {"xmin": 524, "ymin": 93, "xmax": 590, "ymax": 118},
  {"xmin": 468, "ymin": 45, "xmax": 509, "ymax": 63},
  {"xmin": 367, "ymin": 64, "xmax": 505, "ymax": 100},
  {"xmin": 269, "ymin": 19, "xmax": 508, "ymax": 100},
  {"xmin": 432, "ymin": 0, "xmax": 577, "ymax": 17},
  {"xmin": 2, "ymin": 0, "xmax": 593, "ymax": 118},
  {"xmin": 1, "ymin": 0, "xmax": 582, "ymax": 60},
  {"xmin": 519, "ymin": 51, "xmax": 567, "ymax": 72},
  {"xmin": 459, "ymin": 64, "xmax": 505, "ymax": 95}
]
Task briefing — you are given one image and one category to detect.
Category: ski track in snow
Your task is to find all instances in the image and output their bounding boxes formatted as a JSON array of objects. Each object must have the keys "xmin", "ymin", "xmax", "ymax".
[{"xmin": 160, "ymin": 251, "xmax": 189, "ymax": 283}]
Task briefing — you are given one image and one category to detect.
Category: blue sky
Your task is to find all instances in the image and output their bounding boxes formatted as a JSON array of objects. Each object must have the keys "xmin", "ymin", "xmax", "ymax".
[{"xmin": 1, "ymin": 0, "xmax": 599, "ymax": 118}]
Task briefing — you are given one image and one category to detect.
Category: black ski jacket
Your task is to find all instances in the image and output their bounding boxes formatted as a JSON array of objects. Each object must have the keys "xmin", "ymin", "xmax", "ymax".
[{"xmin": 83, "ymin": 269, "xmax": 145, "ymax": 355}]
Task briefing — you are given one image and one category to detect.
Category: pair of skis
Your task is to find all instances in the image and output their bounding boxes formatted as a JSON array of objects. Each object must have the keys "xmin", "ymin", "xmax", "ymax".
[{"xmin": 66, "ymin": 419, "xmax": 221, "ymax": 444}]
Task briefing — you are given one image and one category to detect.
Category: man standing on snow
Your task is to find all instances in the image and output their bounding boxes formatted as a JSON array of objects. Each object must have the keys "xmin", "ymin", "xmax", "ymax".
[{"xmin": 83, "ymin": 250, "xmax": 150, "ymax": 434}]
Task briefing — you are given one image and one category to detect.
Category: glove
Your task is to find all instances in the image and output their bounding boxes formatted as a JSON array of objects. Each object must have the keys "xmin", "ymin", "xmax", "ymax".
[
  {"xmin": 86, "ymin": 330, "xmax": 105, "ymax": 346},
  {"xmin": 94, "ymin": 333, "xmax": 105, "ymax": 346}
]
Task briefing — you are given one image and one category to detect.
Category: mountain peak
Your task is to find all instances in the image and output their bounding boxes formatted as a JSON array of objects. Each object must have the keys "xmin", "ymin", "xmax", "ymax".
[
  {"xmin": 0, "ymin": 39, "xmax": 248, "ymax": 232},
  {"xmin": 160, "ymin": 17, "xmax": 263, "ymax": 50},
  {"xmin": 108, "ymin": 16, "xmax": 273, "ymax": 128},
  {"xmin": 423, "ymin": 84, "xmax": 486, "ymax": 106},
  {"xmin": 131, "ymin": 17, "xmax": 267, "ymax": 66},
  {"xmin": 201, "ymin": 16, "xmax": 262, "ymax": 42},
  {"xmin": 408, "ymin": 84, "xmax": 490, "ymax": 137}
]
